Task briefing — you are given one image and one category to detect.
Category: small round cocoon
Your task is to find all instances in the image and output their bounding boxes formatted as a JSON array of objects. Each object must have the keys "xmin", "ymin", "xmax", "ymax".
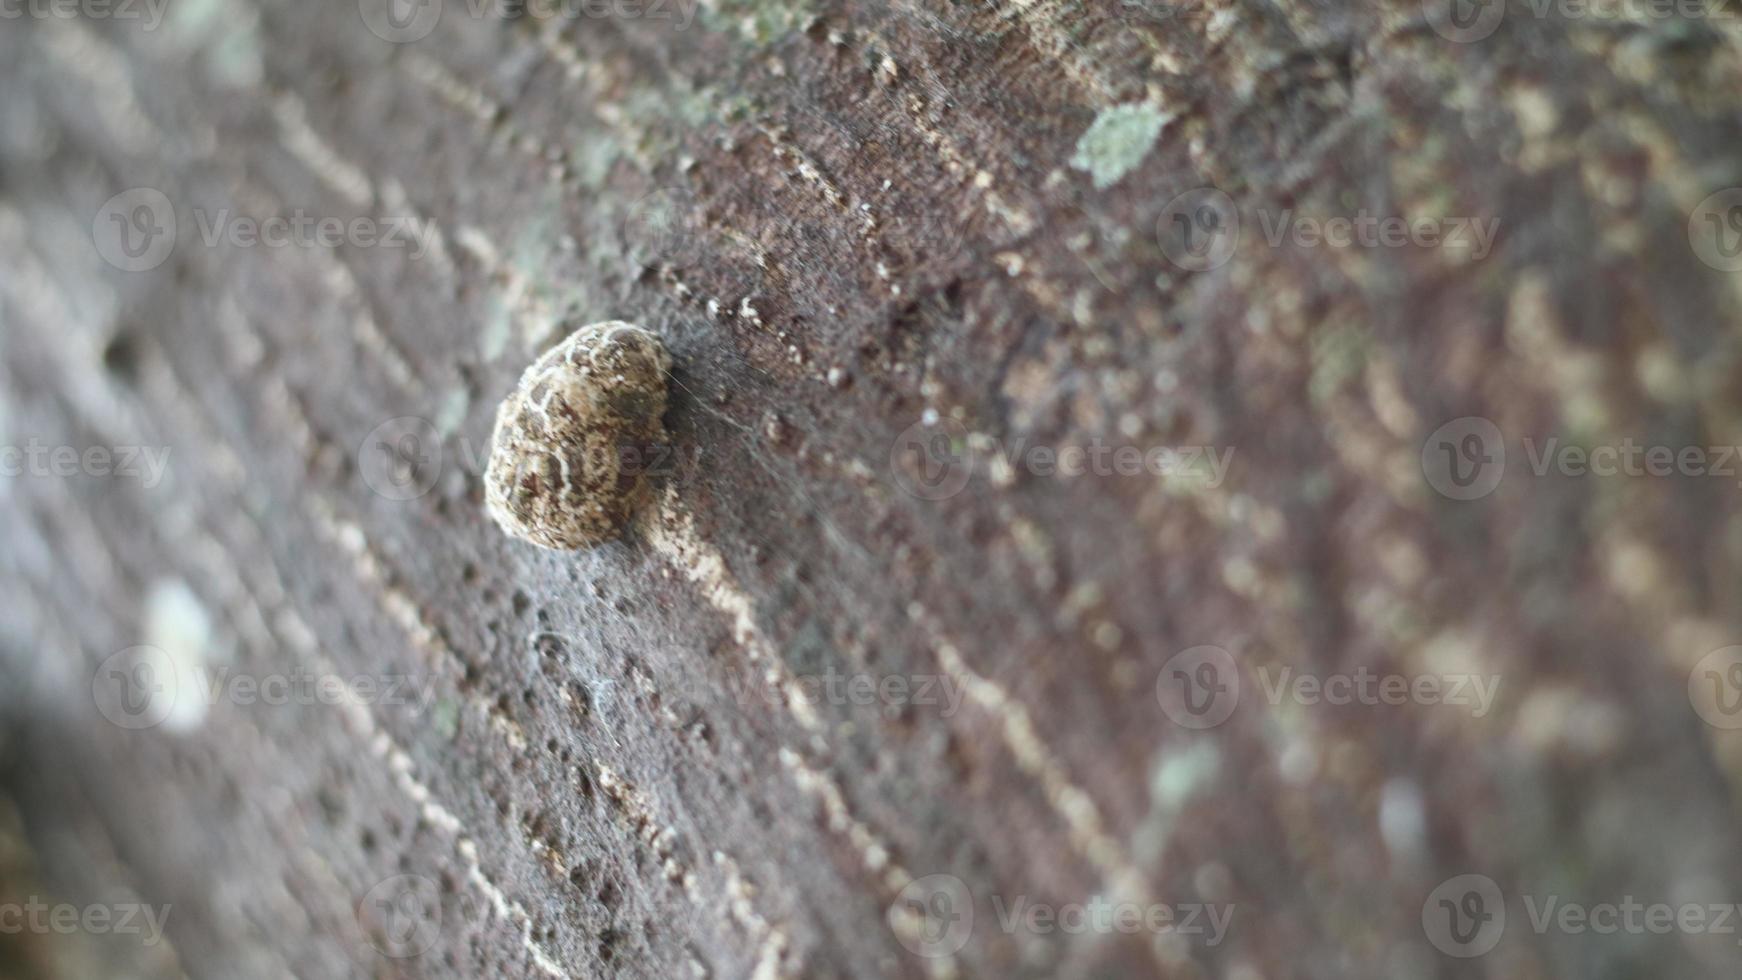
[{"xmin": 485, "ymin": 321, "xmax": 672, "ymax": 550}]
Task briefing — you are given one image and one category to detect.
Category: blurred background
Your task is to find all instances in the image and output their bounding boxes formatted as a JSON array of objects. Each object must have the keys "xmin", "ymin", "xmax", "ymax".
[{"xmin": 9, "ymin": 0, "xmax": 1742, "ymax": 978}]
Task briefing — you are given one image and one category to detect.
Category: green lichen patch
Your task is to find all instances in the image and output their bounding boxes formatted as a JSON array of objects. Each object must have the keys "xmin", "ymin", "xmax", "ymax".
[{"xmin": 1071, "ymin": 102, "xmax": 1173, "ymax": 190}]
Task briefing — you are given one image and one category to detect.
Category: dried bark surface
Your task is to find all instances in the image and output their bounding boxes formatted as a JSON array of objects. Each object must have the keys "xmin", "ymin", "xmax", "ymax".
[{"xmin": 4, "ymin": 0, "xmax": 1742, "ymax": 978}]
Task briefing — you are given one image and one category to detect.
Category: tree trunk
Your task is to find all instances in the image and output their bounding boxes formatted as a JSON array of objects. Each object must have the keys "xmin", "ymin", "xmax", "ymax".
[{"xmin": 4, "ymin": 1, "xmax": 1742, "ymax": 978}]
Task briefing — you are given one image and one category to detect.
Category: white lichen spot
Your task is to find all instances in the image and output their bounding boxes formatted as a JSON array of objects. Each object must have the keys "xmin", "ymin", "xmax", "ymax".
[
  {"xmin": 146, "ymin": 579, "xmax": 215, "ymax": 734},
  {"xmin": 156, "ymin": 0, "xmax": 264, "ymax": 88},
  {"xmin": 435, "ymin": 385, "xmax": 471, "ymax": 438},
  {"xmin": 1150, "ymin": 741, "xmax": 1222, "ymax": 813},
  {"xmin": 485, "ymin": 321, "xmax": 672, "ymax": 550},
  {"xmin": 1378, "ymin": 779, "xmax": 1428, "ymax": 864},
  {"xmin": 1070, "ymin": 102, "xmax": 1173, "ymax": 190},
  {"xmin": 1509, "ymin": 85, "xmax": 1559, "ymax": 138}
]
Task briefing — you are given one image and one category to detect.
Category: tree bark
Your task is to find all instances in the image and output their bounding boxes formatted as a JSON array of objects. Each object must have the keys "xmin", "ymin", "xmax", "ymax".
[{"xmin": 4, "ymin": 1, "xmax": 1742, "ymax": 978}]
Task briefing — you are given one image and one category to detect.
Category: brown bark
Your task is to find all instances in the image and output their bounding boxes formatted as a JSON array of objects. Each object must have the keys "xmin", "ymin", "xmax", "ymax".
[{"xmin": 4, "ymin": 0, "xmax": 1742, "ymax": 978}]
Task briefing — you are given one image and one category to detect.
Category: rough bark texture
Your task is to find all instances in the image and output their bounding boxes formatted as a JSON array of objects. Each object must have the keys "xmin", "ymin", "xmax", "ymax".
[{"xmin": 4, "ymin": 0, "xmax": 1742, "ymax": 978}]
